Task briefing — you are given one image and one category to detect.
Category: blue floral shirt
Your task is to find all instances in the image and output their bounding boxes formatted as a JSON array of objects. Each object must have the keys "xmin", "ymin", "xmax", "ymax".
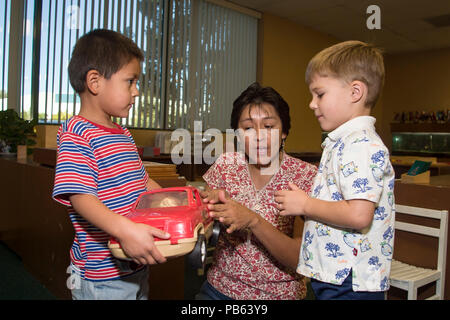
[{"xmin": 297, "ymin": 116, "xmax": 395, "ymax": 292}]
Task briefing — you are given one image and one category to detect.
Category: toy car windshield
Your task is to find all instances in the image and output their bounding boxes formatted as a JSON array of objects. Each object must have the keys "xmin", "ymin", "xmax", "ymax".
[{"xmin": 135, "ymin": 190, "xmax": 189, "ymax": 210}]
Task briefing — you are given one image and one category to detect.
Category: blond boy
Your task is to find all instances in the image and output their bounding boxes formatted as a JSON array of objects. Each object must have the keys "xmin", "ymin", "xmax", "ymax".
[{"xmin": 275, "ymin": 41, "xmax": 395, "ymax": 300}]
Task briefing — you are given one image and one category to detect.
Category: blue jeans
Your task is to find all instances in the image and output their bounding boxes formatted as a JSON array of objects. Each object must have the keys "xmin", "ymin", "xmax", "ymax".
[
  {"xmin": 70, "ymin": 264, "xmax": 149, "ymax": 300},
  {"xmin": 195, "ymin": 281, "xmax": 233, "ymax": 300},
  {"xmin": 310, "ymin": 271, "xmax": 385, "ymax": 300}
]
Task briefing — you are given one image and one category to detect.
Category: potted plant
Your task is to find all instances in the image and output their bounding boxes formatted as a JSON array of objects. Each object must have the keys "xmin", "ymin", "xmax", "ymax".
[{"xmin": 0, "ymin": 109, "xmax": 37, "ymax": 155}]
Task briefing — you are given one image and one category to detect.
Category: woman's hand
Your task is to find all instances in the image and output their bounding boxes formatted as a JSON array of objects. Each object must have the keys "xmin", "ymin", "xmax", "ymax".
[
  {"xmin": 207, "ymin": 190, "xmax": 260, "ymax": 234},
  {"xmin": 200, "ymin": 188, "xmax": 230, "ymax": 204}
]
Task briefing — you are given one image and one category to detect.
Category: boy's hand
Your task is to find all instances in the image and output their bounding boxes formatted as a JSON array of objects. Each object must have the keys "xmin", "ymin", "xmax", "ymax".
[
  {"xmin": 208, "ymin": 190, "xmax": 259, "ymax": 233},
  {"xmin": 118, "ymin": 220, "xmax": 171, "ymax": 265},
  {"xmin": 200, "ymin": 188, "xmax": 230, "ymax": 204},
  {"xmin": 274, "ymin": 182, "xmax": 309, "ymax": 216},
  {"xmin": 68, "ymin": 193, "xmax": 170, "ymax": 265}
]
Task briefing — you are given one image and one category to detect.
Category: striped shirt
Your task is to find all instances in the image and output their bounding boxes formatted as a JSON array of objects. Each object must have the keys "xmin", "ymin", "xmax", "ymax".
[{"xmin": 52, "ymin": 116, "xmax": 148, "ymax": 281}]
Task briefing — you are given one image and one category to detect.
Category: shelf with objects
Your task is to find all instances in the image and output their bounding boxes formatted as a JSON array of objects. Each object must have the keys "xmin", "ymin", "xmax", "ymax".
[{"xmin": 389, "ymin": 111, "xmax": 450, "ymax": 178}]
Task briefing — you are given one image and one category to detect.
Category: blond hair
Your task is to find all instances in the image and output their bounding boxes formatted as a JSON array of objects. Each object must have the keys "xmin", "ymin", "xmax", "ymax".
[{"xmin": 305, "ymin": 40, "xmax": 385, "ymax": 108}]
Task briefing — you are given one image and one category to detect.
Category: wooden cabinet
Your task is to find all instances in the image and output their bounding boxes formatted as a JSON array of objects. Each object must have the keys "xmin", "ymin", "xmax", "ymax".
[{"xmin": 0, "ymin": 157, "xmax": 187, "ymax": 299}]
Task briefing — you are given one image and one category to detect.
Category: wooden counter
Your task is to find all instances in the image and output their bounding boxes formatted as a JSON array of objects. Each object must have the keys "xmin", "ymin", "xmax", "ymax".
[
  {"xmin": 388, "ymin": 175, "xmax": 450, "ymax": 299},
  {"xmin": 390, "ymin": 155, "xmax": 450, "ymax": 179},
  {"xmin": 0, "ymin": 157, "xmax": 186, "ymax": 300}
]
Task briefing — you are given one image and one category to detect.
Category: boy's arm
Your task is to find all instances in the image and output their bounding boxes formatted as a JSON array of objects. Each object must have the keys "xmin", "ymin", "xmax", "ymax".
[
  {"xmin": 276, "ymin": 182, "xmax": 375, "ymax": 230},
  {"xmin": 69, "ymin": 193, "xmax": 170, "ymax": 265},
  {"xmin": 303, "ymin": 196, "xmax": 375, "ymax": 230}
]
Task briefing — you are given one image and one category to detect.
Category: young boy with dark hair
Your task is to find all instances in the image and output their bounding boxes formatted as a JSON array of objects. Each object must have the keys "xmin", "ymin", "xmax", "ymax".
[
  {"xmin": 53, "ymin": 29, "xmax": 170, "ymax": 300},
  {"xmin": 275, "ymin": 40, "xmax": 395, "ymax": 300}
]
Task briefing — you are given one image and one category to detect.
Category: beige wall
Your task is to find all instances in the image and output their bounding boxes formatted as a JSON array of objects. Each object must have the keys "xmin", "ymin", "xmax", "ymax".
[
  {"xmin": 258, "ymin": 13, "xmax": 450, "ymax": 153},
  {"xmin": 381, "ymin": 47, "xmax": 450, "ymax": 148},
  {"xmin": 258, "ymin": 13, "xmax": 339, "ymax": 153},
  {"xmin": 258, "ymin": 13, "xmax": 389, "ymax": 152}
]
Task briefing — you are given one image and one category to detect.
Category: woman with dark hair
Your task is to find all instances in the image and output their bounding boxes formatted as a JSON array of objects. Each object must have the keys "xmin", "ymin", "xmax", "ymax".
[{"xmin": 197, "ymin": 82, "xmax": 317, "ymax": 300}]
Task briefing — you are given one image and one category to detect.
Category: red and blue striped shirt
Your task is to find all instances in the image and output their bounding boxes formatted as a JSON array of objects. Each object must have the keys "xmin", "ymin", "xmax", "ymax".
[{"xmin": 53, "ymin": 116, "xmax": 148, "ymax": 281}]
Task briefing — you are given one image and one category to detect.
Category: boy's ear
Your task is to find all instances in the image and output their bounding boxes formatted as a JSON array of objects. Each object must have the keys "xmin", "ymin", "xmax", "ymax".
[
  {"xmin": 350, "ymin": 80, "xmax": 366, "ymax": 104},
  {"xmin": 85, "ymin": 69, "xmax": 102, "ymax": 95}
]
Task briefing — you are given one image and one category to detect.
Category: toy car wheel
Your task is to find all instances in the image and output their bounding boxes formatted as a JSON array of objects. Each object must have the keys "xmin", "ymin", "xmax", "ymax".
[
  {"xmin": 187, "ymin": 234, "xmax": 207, "ymax": 269},
  {"xmin": 209, "ymin": 221, "xmax": 221, "ymax": 247}
]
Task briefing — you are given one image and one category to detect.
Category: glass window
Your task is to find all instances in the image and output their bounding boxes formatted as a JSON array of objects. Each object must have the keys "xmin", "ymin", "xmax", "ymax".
[{"xmin": 2, "ymin": 0, "xmax": 258, "ymax": 131}]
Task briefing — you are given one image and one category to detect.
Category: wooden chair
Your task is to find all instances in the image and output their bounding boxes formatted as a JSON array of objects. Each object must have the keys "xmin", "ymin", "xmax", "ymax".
[{"xmin": 389, "ymin": 204, "xmax": 448, "ymax": 300}]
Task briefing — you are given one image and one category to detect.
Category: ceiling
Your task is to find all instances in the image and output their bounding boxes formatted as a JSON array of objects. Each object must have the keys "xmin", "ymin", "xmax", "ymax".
[{"xmin": 228, "ymin": 0, "xmax": 450, "ymax": 54}]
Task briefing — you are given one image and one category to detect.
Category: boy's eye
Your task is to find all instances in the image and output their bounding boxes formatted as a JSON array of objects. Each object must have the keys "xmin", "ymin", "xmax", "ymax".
[{"xmin": 128, "ymin": 79, "xmax": 139, "ymax": 87}]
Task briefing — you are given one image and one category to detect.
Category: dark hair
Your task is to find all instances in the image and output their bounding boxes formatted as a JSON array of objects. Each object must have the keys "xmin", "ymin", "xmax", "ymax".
[
  {"xmin": 68, "ymin": 29, "xmax": 144, "ymax": 93},
  {"xmin": 231, "ymin": 82, "xmax": 291, "ymax": 136}
]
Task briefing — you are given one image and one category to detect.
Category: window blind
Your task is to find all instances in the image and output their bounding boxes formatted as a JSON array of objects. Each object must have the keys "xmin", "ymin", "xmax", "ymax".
[
  {"xmin": 166, "ymin": 0, "xmax": 258, "ymax": 131},
  {"xmin": 2, "ymin": 0, "xmax": 258, "ymax": 131},
  {"xmin": 0, "ymin": 0, "xmax": 10, "ymax": 111},
  {"xmin": 36, "ymin": 0, "xmax": 165, "ymax": 126}
]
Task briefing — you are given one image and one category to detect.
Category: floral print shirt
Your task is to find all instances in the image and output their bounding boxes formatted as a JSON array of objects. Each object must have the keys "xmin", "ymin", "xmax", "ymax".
[
  {"xmin": 297, "ymin": 116, "xmax": 395, "ymax": 292},
  {"xmin": 203, "ymin": 152, "xmax": 317, "ymax": 299}
]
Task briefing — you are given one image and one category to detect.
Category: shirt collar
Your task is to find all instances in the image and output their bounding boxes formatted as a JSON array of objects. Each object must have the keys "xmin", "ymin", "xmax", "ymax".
[{"xmin": 322, "ymin": 116, "xmax": 376, "ymax": 148}]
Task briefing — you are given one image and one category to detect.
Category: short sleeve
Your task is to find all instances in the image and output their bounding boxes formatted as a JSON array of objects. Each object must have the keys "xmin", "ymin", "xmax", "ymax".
[
  {"xmin": 338, "ymin": 134, "xmax": 389, "ymax": 204},
  {"xmin": 52, "ymin": 130, "xmax": 98, "ymax": 206}
]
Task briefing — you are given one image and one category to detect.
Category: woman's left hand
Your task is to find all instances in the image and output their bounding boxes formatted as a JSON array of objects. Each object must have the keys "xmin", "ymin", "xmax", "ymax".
[{"xmin": 208, "ymin": 190, "xmax": 259, "ymax": 234}]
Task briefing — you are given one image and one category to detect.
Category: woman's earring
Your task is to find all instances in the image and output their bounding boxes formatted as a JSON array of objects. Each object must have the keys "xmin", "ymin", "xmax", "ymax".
[{"xmin": 280, "ymin": 138, "xmax": 286, "ymax": 151}]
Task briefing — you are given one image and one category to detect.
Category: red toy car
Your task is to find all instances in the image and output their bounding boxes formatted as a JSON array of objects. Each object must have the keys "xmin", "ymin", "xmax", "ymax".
[{"xmin": 108, "ymin": 186, "xmax": 220, "ymax": 268}]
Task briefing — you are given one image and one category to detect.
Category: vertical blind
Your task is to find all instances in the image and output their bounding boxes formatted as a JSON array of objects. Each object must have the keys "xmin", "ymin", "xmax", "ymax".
[
  {"xmin": 2, "ymin": 0, "xmax": 258, "ymax": 131},
  {"xmin": 0, "ymin": 0, "xmax": 10, "ymax": 111},
  {"xmin": 0, "ymin": 0, "xmax": 35, "ymax": 120},
  {"xmin": 37, "ymin": 0, "xmax": 165, "ymax": 127},
  {"xmin": 166, "ymin": 0, "xmax": 257, "ymax": 131}
]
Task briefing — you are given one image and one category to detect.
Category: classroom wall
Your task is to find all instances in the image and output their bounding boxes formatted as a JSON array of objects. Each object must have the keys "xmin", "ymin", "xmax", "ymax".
[
  {"xmin": 258, "ymin": 13, "xmax": 338, "ymax": 153},
  {"xmin": 258, "ymin": 13, "xmax": 387, "ymax": 153},
  {"xmin": 381, "ymin": 47, "xmax": 450, "ymax": 149}
]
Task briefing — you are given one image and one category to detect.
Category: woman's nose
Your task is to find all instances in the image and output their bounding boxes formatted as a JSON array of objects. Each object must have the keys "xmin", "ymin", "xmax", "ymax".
[{"xmin": 255, "ymin": 128, "xmax": 269, "ymax": 142}]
